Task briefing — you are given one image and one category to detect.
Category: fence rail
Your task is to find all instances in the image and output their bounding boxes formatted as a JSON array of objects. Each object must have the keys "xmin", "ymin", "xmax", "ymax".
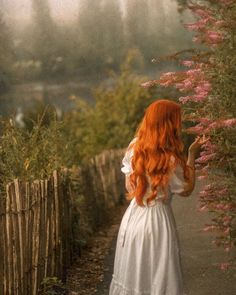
[
  {"xmin": 0, "ymin": 148, "xmax": 126, "ymax": 295},
  {"xmin": 0, "ymin": 171, "xmax": 73, "ymax": 295}
]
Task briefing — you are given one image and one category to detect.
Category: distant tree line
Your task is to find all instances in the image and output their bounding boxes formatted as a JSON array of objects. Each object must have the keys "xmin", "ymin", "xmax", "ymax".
[
  {"xmin": 0, "ymin": 8, "xmax": 14, "ymax": 92},
  {"xmin": 0, "ymin": 0, "xmax": 193, "ymax": 86}
]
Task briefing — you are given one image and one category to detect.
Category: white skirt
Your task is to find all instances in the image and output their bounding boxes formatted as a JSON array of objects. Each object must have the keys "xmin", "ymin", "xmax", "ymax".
[{"xmin": 109, "ymin": 196, "xmax": 184, "ymax": 295}]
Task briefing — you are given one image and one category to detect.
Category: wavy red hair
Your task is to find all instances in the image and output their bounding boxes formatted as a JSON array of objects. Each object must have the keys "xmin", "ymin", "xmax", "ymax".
[{"xmin": 127, "ymin": 99, "xmax": 188, "ymax": 206}]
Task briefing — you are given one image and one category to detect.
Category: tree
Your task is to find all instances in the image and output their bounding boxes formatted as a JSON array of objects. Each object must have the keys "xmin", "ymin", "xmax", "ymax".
[
  {"xmin": 31, "ymin": 0, "xmax": 58, "ymax": 76},
  {"xmin": 147, "ymin": 0, "xmax": 166, "ymax": 56},
  {"xmin": 0, "ymin": 8, "xmax": 13, "ymax": 92},
  {"xmin": 125, "ymin": 0, "xmax": 193, "ymax": 63},
  {"xmin": 100, "ymin": 0, "xmax": 125, "ymax": 70},
  {"xmin": 77, "ymin": 0, "xmax": 104, "ymax": 73},
  {"xmin": 125, "ymin": 0, "xmax": 151, "ymax": 61}
]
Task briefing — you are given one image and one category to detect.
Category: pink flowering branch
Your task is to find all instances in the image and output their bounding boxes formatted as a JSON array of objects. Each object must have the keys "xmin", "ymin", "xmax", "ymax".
[{"xmin": 142, "ymin": 0, "xmax": 236, "ymax": 269}]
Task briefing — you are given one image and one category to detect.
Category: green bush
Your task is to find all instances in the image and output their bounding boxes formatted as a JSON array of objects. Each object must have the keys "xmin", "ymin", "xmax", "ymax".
[
  {"xmin": 62, "ymin": 50, "xmax": 179, "ymax": 163},
  {"xmin": 0, "ymin": 109, "xmax": 66, "ymax": 190}
]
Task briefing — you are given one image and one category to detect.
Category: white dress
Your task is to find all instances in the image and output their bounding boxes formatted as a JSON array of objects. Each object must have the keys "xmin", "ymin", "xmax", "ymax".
[{"xmin": 109, "ymin": 138, "xmax": 187, "ymax": 295}]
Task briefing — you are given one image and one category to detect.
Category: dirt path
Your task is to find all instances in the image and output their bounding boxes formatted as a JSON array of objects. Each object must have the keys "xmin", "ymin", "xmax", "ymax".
[
  {"xmin": 65, "ymin": 204, "xmax": 127, "ymax": 295},
  {"xmin": 67, "ymin": 180, "xmax": 236, "ymax": 295},
  {"xmin": 171, "ymin": 180, "xmax": 236, "ymax": 295}
]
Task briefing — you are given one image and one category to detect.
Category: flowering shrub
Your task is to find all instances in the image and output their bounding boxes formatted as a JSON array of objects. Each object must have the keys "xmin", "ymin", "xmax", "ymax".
[{"xmin": 142, "ymin": 0, "xmax": 236, "ymax": 270}]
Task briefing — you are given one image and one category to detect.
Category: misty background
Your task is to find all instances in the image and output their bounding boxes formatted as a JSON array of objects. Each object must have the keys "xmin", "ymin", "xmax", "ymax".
[{"xmin": 0, "ymin": 0, "xmax": 194, "ymax": 118}]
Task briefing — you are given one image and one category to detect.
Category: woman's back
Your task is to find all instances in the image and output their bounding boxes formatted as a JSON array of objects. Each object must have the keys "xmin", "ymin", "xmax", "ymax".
[
  {"xmin": 109, "ymin": 138, "xmax": 186, "ymax": 295},
  {"xmin": 121, "ymin": 137, "xmax": 187, "ymax": 207},
  {"xmin": 109, "ymin": 99, "xmax": 204, "ymax": 295}
]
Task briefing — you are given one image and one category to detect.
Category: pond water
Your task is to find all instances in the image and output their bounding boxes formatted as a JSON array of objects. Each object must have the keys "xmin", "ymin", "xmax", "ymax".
[{"xmin": 0, "ymin": 78, "xmax": 103, "ymax": 118}]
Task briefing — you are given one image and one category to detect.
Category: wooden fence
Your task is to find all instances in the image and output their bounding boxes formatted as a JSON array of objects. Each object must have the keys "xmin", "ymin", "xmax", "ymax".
[
  {"xmin": 75, "ymin": 149, "xmax": 126, "ymax": 232},
  {"xmin": 0, "ymin": 148, "xmax": 126, "ymax": 295},
  {"xmin": 0, "ymin": 171, "xmax": 73, "ymax": 295}
]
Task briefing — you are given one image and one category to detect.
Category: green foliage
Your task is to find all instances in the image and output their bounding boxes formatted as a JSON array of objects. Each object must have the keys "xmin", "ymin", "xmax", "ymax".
[
  {"xmin": 62, "ymin": 50, "xmax": 159, "ymax": 162},
  {"xmin": 22, "ymin": 102, "xmax": 60, "ymax": 131},
  {"xmin": 0, "ymin": 108, "xmax": 66, "ymax": 190},
  {"xmin": 0, "ymin": 50, "xmax": 181, "ymax": 188},
  {"xmin": 38, "ymin": 277, "xmax": 69, "ymax": 295},
  {"xmin": 207, "ymin": 5, "xmax": 236, "ymax": 176}
]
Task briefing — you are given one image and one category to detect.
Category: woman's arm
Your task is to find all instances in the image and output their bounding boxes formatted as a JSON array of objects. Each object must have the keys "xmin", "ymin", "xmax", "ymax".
[
  {"xmin": 179, "ymin": 150, "xmax": 196, "ymax": 197},
  {"xmin": 179, "ymin": 135, "xmax": 208, "ymax": 197}
]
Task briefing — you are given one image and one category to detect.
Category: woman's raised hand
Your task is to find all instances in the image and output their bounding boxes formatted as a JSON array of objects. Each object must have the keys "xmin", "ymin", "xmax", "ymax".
[{"xmin": 188, "ymin": 134, "xmax": 209, "ymax": 155}]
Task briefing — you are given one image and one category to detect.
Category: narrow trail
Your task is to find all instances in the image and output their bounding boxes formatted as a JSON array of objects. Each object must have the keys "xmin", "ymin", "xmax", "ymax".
[
  {"xmin": 67, "ymin": 180, "xmax": 236, "ymax": 295},
  {"xmin": 65, "ymin": 203, "xmax": 127, "ymax": 295}
]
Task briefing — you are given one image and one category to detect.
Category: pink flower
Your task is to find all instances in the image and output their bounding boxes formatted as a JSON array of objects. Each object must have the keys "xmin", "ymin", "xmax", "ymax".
[
  {"xmin": 219, "ymin": 262, "xmax": 230, "ymax": 271},
  {"xmin": 197, "ymin": 117, "xmax": 212, "ymax": 125},
  {"xmin": 219, "ymin": 0, "xmax": 234, "ymax": 5},
  {"xmin": 175, "ymin": 83, "xmax": 184, "ymax": 90},
  {"xmin": 205, "ymin": 121, "xmax": 219, "ymax": 132},
  {"xmin": 201, "ymin": 163, "xmax": 210, "ymax": 170},
  {"xmin": 198, "ymin": 205, "xmax": 208, "ymax": 212},
  {"xmin": 195, "ymin": 153, "xmax": 216, "ymax": 164},
  {"xmin": 184, "ymin": 23, "xmax": 203, "ymax": 31},
  {"xmin": 214, "ymin": 20, "xmax": 226, "ymax": 28},
  {"xmin": 212, "ymin": 239, "xmax": 221, "ymax": 247},
  {"xmin": 186, "ymin": 68, "xmax": 203, "ymax": 77},
  {"xmin": 197, "ymin": 175, "xmax": 208, "ymax": 180},
  {"xmin": 223, "ymin": 216, "xmax": 233, "ymax": 222},
  {"xmin": 192, "ymin": 93, "xmax": 208, "ymax": 101},
  {"xmin": 179, "ymin": 96, "xmax": 192, "ymax": 104},
  {"xmin": 223, "ymin": 227, "xmax": 230, "ymax": 234},
  {"xmin": 192, "ymin": 36, "xmax": 202, "ymax": 43},
  {"xmin": 140, "ymin": 80, "xmax": 158, "ymax": 88},
  {"xmin": 181, "ymin": 60, "xmax": 194, "ymax": 67},
  {"xmin": 203, "ymin": 224, "xmax": 218, "ymax": 232},
  {"xmin": 204, "ymin": 184, "xmax": 214, "ymax": 190},
  {"xmin": 186, "ymin": 124, "xmax": 205, "ymax": 134},
  {"xmin": 194, "ymin": 8, "xmax": 211, "ymax": 18},
  {"xmin": 205, "ymin": 118, "xmax": 236, "ymax": 131},
  {"xmin": 220, "ymin": 118, "xmax": 236, "ymax": 127},
  {"xmin": 202, "ymin": 141, "xmax": 217, "ymax": 153},
  {"xmin": 206, "ymin": 31, "xmax": 224, "ymax": 44},
  {"xmin": 183, "ymin": 79, "xmax": 194, "ymax": 89},
  {"xmin": 194, "ymin": 82, "xmax": 211, "ymax": 93},
  {"xmin": 217, "ymin": 188, "xmax": 228, "ymax": 195},
  {"xmin": 199, "ymin": 190, "xmax": 209, "ymax": 197},
  {"xmin": 215, "ymin": 203, "xmax": 225, "ymax": 210},
  {"xmin": 159, "ymin": 80, "xmax": 173, "ymax": 87},
  {"xmin": 161, "ymin": 72, "xmax": 175, "ymax": 78},
  {"xmin": 216, "ymin": 203, "xmax": 235, "ymax": 212}
]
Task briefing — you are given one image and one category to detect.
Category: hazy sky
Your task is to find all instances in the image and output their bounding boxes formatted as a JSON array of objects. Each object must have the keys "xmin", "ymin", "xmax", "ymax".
[
  {"xmin": 2, "ymin": 0, "xmax": 79, "ymax": 23},
  {"xmin": 2, "ymin": 0, "xmax": 126, "ymax": 24}
]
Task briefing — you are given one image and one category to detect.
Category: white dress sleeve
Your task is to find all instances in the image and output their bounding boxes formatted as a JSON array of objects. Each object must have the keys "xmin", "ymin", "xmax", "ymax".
[
  {"xmin": 121, "ymin": 138, "xmax": 136, "ymax": 176},
  {"xmin": 169, "ymin": 163, "xmax": 187, "ymax": 194}
]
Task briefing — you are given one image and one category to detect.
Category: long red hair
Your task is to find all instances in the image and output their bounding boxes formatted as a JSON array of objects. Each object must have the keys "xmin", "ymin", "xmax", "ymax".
[{"xmin": 127, "ymin": 99, "xmax": 188, "ymax": 206}]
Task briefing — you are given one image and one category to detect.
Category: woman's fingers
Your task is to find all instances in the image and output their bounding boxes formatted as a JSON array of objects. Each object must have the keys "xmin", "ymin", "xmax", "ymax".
[
  {"xmin": 199, "ymin": 135, "xmax": 210, "ymax": 145},
  {"xmin": 193, "ymin": 134, "xmax": 210, "ymax": 147}
]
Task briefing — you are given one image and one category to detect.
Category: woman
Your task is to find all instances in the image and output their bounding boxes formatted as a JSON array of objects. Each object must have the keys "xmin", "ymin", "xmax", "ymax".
[{"xmin": 109, "ymin": 99, "xmax": 208, "ymax": 295}]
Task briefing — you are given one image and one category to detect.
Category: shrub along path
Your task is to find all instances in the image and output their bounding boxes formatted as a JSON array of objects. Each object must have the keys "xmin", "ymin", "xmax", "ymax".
[{"xmin": 95, "ymin": 180, "xmax": 236, "ymax": 295}]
